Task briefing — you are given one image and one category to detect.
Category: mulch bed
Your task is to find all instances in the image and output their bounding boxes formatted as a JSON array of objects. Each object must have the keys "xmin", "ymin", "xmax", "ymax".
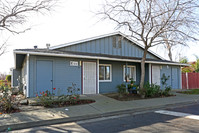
[
  {"xmin": 103, "ymin": 93, "xmax": 175, "ymax": 101},
  {"xmin": 0, "ymin": 99, "xmax": 95, "ymax": 114},
  {"xmin": 0, "ymin": 108, "xmax": 21, "ymax": 114},
  {"xmin": 45, "ymin": 99, "xmax": 96, "ymax": 108}
]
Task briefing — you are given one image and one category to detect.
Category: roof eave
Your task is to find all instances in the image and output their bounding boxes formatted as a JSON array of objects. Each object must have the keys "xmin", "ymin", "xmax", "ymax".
[{"xmin": 14, "ymin": 50, "xmax": 187, "ymax": 66}]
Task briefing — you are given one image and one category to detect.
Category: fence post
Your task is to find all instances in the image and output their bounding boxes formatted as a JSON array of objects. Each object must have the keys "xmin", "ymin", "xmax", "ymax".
[{"xmin": 186, "ymin": 72, "xmax": 189, "ymax": 89}]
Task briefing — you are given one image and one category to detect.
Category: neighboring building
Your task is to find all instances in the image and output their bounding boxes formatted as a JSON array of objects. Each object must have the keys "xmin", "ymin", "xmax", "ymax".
[
  {"xmin": 12, "ymin": 32, "xmax": 186, "ymax": 97},
  {"xmin": 181, "ymin": 61, "xmax": 196, "ymax": 73}
]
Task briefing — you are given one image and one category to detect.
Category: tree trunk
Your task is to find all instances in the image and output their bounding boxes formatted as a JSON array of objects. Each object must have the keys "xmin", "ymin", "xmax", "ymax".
[
  {"xmin": 168, "ymin": 49, "xmax": 172, "ymax": 61},
  {"xmin": 139, "ymin": 47, "xmax": 148, "ymax": 97},
  {"xmin": 164, "ymin": 38, "xmax": 173, "ymax": 61}
]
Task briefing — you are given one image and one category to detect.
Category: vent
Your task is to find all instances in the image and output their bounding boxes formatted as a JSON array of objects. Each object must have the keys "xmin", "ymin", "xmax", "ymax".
[
  {"xmin": 34, "ymin": 45, "xmax": 38, "ymax": 49},
  {"xmin": 112, "ymin": 36, "xmax": 116, "ymax": 48},
  {"xmin": 118, "ymin": 37, "xmax": 122, "ymax": 48},
  {"xmin": 112, "ymin": 36, "xmax": 122, "ymax": 49},
  {"xmin": 46, "ymin": 43, "xmax": 50, "ymax": 49}
]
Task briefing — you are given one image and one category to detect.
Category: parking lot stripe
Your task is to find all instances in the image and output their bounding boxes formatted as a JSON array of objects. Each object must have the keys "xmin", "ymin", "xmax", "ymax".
[{"xmin": 155, "ymin": 110, "xmax": 199, "ymax": 120}]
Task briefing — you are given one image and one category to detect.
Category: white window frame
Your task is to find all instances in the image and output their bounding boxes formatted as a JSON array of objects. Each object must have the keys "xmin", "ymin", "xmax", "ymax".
[
  {"xmin": 123, "ymin": 65, "xmax": 136, "ymax": 82},
  {"xmin": 99, "ymin": 64, "xmax": 112, "ymax": 82}
]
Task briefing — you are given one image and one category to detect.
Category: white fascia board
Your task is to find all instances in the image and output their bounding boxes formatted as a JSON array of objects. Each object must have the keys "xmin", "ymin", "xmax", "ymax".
[
  {"xmin": 50, "ymin": 31, "xmax": 121, "ymax": 50},
  {"xmin": 14, "ymin": 51, "xmax": 188, "ymax": 66},
  {"xmin": 146, "ymin": 61, "xmax": 189, "ymax": 66}
]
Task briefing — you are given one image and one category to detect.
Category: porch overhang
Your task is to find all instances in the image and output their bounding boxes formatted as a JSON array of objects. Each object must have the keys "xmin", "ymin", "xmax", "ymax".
[{"xmin": 14, "ymin": 53, "xmax": 26, "ymax": 69}]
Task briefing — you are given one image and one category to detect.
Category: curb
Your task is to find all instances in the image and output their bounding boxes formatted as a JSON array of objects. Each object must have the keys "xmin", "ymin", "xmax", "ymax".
[{"xmin": 0, "ymin": 100, "xmax": 198, "ymax": 132}]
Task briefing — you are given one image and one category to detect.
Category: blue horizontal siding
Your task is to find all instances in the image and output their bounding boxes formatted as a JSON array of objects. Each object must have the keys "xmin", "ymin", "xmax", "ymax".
[
  {"xmin": 29, "ymin": 55, "xmax": 96, "ymax": 97},
  {"xmin": 99, "ymin": 60, "xmax": 149, "ymax": 94},
  {"xmin": 160, "ymin": 65, "xmax": 181, "ymax": 89}
]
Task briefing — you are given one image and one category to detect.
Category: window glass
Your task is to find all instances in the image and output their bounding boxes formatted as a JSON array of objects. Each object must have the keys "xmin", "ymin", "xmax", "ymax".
[
  {"xmin": 99, "ymin": 65, "xmax": 111, "ymax": 81},
  {"xmin": 124, "ymin": 66, "xmax": 136, "ymax": 81},
  {"xmin": 99, "ymin": 66, "xmax": 105, "ymax": 80},
  {"xmin": 105, "ymin": 66, "xmax": 110, "ymax": 80}
]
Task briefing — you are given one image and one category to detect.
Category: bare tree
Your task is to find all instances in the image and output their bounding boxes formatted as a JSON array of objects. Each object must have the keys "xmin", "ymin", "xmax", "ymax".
[
  {"xmin": 0, "ymin": 0, "xmax": 58, "ymax": 55},
  {"xmin": 99, "ymin": 0, "xmax": 199, "ymax": 97},
  {"xmin": 160, "ymin": 2, "xmax": 199, "ymax": 61},
  {"xmin": 0, "ymin": 40, "xmax": 7, "ymax": 56}
]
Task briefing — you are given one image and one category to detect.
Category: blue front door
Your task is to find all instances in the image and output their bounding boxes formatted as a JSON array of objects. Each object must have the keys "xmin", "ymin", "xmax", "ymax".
[{"xmin": 36, "ymin": 60, "xmax": 53, "ymax": 94}]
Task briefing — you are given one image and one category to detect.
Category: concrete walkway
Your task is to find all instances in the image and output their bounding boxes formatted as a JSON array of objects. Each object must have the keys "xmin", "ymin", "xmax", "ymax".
[{"xmin": 0, "ymin": 92, "xmax": 199, "ymax": 132}]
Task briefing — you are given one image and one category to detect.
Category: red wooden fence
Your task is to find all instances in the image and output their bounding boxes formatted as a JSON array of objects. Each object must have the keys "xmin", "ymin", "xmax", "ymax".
[{"xmin": 182, "ymin": 73, "xmax": 199, "ymax": 89}]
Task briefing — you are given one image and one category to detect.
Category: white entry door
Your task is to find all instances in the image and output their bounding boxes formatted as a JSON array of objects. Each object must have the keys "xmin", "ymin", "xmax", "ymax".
[
  {"xmin": 83, "ymin": 62, "xmax": 97, "ymax": 94},
  {"xmin": 152, "ymin": 65, "xmax": 160, "ymax": 85}
]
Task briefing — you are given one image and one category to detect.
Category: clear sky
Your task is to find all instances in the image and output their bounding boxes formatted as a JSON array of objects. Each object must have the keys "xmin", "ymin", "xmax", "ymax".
[{"xmin": 0, "ymin": 0, "xmax": 199, "ymax": 74}]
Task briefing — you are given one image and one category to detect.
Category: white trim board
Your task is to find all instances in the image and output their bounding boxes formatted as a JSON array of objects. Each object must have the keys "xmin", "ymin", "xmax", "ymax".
[
  {"xmin": 14, "ymin": 51, "xmax": 189, "ymax": 67},
  {"xmin": 26, "ymin": 54, "xmax": 30, "ymax": 98},
  {"xmin": 99, "ymin": 64, "xmax": 112, "ymax": 82}
]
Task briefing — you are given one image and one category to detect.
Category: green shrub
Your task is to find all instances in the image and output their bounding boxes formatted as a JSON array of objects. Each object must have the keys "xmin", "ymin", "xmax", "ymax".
[
  {"xmin": 6, "ymin": 75, "xmax": 11, "ymax": 83},
  {"xmin": 67, "ymin": 83, "xmax": 80, "ymax": 104},
  {"xmin": 161, "ymin": 86, "xmax": 172, "ymax": 96},
  {"xmin": 161, "ymin": 73, "xmax": 172, "ymax": 96},
  {"xmin": 0, "ymin": 87, "xmax": 16, "ymax": 113},
  {"xmin": 144, "ymin": 82, "xmax": 161, "ymax": 97},
  {"xmin": 117, "ymin": 84, "xmax": 128, "ymax": 97},
  {"xmin": 37, "ymin": 90, "xmax": 54, "ymax": 107}
]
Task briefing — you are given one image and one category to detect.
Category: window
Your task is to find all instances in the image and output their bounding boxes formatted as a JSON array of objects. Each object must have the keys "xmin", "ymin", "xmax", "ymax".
[
  {"xmin": 123, "ymin": 65, "xmax": 136, "ymax": 82},
  {"xmin": 99, "ymin": 64, "xmax": 112, "ymax": 82}
]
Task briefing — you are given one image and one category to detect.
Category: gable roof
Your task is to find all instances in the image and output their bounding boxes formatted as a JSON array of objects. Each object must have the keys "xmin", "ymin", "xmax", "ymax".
[{"xmin": 50, "ymin": 32, "xmax": 165, "ymax": 60}]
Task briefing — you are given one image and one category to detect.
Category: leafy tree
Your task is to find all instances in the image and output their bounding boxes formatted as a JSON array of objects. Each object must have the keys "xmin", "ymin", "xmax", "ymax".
[
  {"xmin": 180, "ymin": 57, "xmax": 188, "ymax": 64},
  {"xmin": 192, "ymin": 55, "xmax": 199, "ymax": 72},
  {"xmin": 6, "ymin": 75, "xmax": 11, "ymax": 82}
]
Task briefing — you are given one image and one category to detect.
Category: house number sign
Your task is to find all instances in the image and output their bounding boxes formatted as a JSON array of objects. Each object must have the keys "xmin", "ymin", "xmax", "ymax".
[{"xmin": 70, "ymin": 61, "xmax": 78, "ymax": 66}]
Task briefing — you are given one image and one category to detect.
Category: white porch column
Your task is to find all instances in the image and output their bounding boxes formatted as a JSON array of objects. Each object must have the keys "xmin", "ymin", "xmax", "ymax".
[
  {"xmin": 97, "ymin": 59, "xmax": 99, "ymax": 94},
  {"xmin": 26, "ymin": 54, "xmax": 30, "ymax": 97},
  {"xmin": 149, "ymin": 63, "xmax": 151, "ymax": 84}
]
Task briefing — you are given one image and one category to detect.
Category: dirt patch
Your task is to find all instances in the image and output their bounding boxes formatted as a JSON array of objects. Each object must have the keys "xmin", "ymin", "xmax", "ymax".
[
  {"xmin": 103, "ymin": 93, "xmax": 175, "ymax": 101},
  {"xmin": 0, "ymin": 98, "xmax": 95, "ymax": 114}
]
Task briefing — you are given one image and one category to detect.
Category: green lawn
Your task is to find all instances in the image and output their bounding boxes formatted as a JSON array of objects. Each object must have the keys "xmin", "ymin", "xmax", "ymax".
[{"xmin": 179, "ymin": 89, "xmax": 199, "ymax": 94}]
